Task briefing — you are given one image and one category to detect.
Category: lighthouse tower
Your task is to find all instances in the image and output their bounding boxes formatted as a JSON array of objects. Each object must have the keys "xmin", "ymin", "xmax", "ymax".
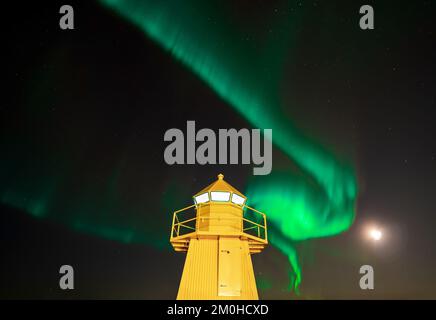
[{"xmin": 170, "ymin": 174, "xmax": 268, "ymax": 300}]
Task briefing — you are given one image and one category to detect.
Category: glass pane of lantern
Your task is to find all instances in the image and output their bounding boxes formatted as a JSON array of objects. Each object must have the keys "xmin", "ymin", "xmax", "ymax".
[
  {"xmin": 231, "ymin": 193, "xmax": 246, "ymax": 205},
  {"xmin": 194, "ymin": 192, "xmax": 209, "ymax": 204},
  {"xmin": 210, "ymin": 191, "xmax": 230, "ymax": 202}
]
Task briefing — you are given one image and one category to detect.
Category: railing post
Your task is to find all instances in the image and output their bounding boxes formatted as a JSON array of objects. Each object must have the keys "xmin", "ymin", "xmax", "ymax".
[
  {"xmin": 170, "ymin": 212, "xmax": 176, "ymax": 239},
  {"xmin": 241, "ymin": 206, "xmax": 244, "ymax": 232},
  {"xmin": 263, "ymin": 214, "xmax": 268, "ymax": 241}
]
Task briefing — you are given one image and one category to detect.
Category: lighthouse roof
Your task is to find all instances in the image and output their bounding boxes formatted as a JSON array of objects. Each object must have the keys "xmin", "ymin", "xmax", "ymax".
[{"xmin": 194, "ymin": 174, "xmax": 244, "ymax": 197}]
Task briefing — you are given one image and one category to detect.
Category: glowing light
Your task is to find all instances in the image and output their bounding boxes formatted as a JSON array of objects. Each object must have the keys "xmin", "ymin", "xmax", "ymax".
[
  {"xmin": 210, "ymin": 191, "xmax": 230, "ymax": 202},
  {"xmin": 369, "ymin": 228, "xmax": 382, "ymax": 241},
  {"xmin": 194, "ymin": 192, "xmax": 209, "ymax": 204},
  {"xmin": 231, "ymin": 193, "xmax": 245, "ymax": 206}
]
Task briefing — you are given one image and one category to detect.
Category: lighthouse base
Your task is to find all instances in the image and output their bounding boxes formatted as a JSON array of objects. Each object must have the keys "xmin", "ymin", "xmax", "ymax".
[{"xmin": 176, "ymin": 236, "xmax": 259, "ymax": 300}]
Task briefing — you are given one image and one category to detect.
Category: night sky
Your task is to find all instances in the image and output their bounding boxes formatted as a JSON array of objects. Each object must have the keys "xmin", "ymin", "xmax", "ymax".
[{"xmin": 2, "ymin": 0, "xmax": 436, "ymax": 299}]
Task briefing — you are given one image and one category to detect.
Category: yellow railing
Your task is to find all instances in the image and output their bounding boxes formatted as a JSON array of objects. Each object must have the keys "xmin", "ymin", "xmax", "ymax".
[
  {"xmin": 243, "ymin": 205, "xmax": 268, "ymax": 242},
  {"xmin": 170, "ymin": 203, "xmax": 267, "ymax": 243}
]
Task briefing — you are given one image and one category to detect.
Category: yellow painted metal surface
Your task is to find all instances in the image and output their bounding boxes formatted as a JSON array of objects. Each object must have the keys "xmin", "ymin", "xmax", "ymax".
[
  {"xmin": 218, "ymin": 237, "xmax": 242, "ymax": 296},
  {"xmin": 171, "ymin": 174, "xmax": 267, "ymax": 300},
  {"xmin": 197, "ymin": 203, "xmax": 242, "ymax": 233},
  {"xmin": 177, "ymin": 237, "xmax": 218, "ymax": 300}
]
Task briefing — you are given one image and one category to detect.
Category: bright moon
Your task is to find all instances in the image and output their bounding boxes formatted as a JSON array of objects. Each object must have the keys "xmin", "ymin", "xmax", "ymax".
[{"xmin": 369, "ymin": 228, "xmax": 382, "ymax": 241}]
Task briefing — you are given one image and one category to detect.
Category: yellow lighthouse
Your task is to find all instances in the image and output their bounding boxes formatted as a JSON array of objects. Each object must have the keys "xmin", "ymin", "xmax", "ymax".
[{"xmin": 170, "ymin": 174, "xmax": 268, "ymax": 300}]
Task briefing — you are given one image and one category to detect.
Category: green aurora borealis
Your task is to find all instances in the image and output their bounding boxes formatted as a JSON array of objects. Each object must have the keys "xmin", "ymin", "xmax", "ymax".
[
  {"xmin": 100, "ymin": 0, "xmax": 358, "ymax": 291},
  {"xmin": 0, "ymin": 0, "xmax": 358, "ymax": 294}
]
